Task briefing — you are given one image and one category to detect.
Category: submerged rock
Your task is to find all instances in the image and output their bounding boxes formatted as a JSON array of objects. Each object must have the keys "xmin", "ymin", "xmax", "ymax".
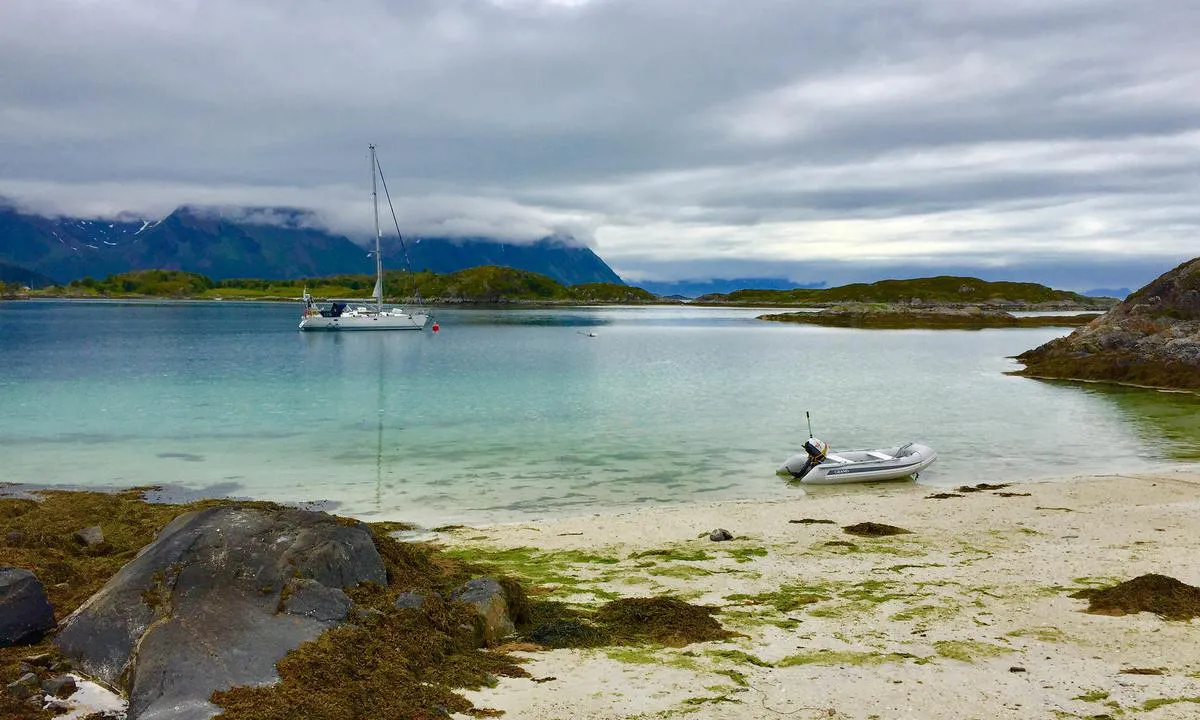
[
  {"xmin": 0, "ymin": 567, "xmax": 56, "ymax": 646},
  {"xmin": 1014, "ymin": 257, "xmax": 1200, "ymax": 390},
  {"xmin": 54, "ymin": 505, "xmax": 386, "ymax": 720}
]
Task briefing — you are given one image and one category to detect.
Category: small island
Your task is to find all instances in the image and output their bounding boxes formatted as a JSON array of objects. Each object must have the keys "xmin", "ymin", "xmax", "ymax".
[
  {"xmin": 697, "ymin": 275, "xmax": 1117, "ymax": 311},
  {"xmin": 759, "ymin": 303, "xmax": 1101, "ymax": 329}
]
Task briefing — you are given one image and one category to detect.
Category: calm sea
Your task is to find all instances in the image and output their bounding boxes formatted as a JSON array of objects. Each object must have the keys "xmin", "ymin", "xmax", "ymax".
[{"xmin": 2, "ymin": 300, "xmax": 1197, "ymax": 525}]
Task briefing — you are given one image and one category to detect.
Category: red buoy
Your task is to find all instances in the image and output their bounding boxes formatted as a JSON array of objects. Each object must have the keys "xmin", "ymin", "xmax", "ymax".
[{"xmin": 431, "ymin": 322, "xmax": 440, "ymax": 333}]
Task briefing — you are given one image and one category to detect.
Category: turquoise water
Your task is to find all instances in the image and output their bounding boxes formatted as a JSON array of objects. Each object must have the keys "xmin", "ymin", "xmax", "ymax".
[{"xmin": 2, "ymin": 300, "xmax": 1197, "ymax": 525}]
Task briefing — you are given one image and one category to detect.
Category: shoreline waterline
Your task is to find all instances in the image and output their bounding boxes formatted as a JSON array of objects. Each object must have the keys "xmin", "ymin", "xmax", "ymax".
[{"xmin": 6, "ymin": 461, "xmax": 1199, "ymax": 530}]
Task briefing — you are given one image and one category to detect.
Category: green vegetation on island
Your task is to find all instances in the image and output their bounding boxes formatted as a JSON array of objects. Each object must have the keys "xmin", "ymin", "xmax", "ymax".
[
  {"xmin": 15, "ymin": 266, "xmax": 662, "ymax": 305},
  {"xmin": 697, "ymin": 275, "xmax": 1115, "ymax": 310},
  {"xmin": 759, "ymin": 303, "xmax": 1102, "ymax": 329}
]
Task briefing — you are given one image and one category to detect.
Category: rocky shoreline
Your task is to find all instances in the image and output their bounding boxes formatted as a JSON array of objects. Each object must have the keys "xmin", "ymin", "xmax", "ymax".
[{"xmin": 1013, "ymin": 257, "xmax": 1200, "ymax": 391}]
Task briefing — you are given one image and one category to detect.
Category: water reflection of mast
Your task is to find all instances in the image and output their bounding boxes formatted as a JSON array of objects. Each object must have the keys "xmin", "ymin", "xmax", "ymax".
[{"xmin": 376, "ymin": 339, "xmax": 385, "ymax": 511}]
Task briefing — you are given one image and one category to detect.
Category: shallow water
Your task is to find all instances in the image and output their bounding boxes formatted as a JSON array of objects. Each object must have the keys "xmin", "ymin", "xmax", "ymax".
[{"xmin": 2, "ymin": 300, "xmax": 1197, "ymax": 525}]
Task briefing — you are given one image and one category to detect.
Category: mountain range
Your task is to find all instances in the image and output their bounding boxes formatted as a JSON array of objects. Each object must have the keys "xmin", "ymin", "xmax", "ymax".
[{"xmin": 0, "ymin": 203, "xmax": 623, "ymax": 287}]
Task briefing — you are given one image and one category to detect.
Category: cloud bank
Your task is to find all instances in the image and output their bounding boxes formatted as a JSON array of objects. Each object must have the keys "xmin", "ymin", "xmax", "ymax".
[{"xmin": 1, "ymin": 0, "xmax": 1196, "ymax": 285}]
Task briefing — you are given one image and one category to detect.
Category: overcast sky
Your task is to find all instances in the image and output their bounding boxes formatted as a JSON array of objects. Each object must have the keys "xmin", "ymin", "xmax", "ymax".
[{"xmin": 1, "ymin": 0, "xmax": 1197, "ymax": 287}]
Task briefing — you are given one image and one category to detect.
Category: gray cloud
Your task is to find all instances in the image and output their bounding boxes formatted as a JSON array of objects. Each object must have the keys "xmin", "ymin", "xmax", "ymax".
[{"xmin": 1, "ymin": 0, "xmax": 1197, "ymax": 285}]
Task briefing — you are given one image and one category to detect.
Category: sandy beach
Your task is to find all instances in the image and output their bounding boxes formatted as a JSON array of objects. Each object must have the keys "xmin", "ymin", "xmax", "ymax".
[{"xmin": 433, "ymin": 470, "xmax": 1200, "ymax": 720}]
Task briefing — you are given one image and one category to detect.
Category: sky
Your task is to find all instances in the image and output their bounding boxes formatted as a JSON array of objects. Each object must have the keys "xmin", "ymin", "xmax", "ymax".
[{"xmin": 1, "ymin": 0, "xmax": 1197, "ymax": 290}]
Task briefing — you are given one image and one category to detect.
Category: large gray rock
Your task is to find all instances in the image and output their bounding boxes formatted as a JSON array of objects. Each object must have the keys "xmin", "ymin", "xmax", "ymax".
[
  {"xmin": 0, "ymin": 568, "xmax": 56, "ymax": 646},
  {"xmin": 54, "ymin": 505, "xmax": 386, "ymax": 720}
]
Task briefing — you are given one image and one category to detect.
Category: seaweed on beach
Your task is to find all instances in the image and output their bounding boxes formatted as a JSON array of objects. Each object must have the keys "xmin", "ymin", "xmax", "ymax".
[
  {"xmin": 596, "ymin": 597, "xmax": 737, "ymax": 647},
  {"xmin": 788, "ymin": 518, "xmax": 836, "ymax": 524},
  {"xmin": 956, "ymin": 483, "xmax": 1011, "ymax": 493},
  {"xmin": 925, "ymin": 493, "xmax": 962, "ymax": 500},
  {"xmin": 0, "ymin": 489, "xmax": 207, "ymax": 617},
  {"xmin": 1120, "ymin": 667, "xmax": 1166, "ymax": 675},
  {"xmin": 211, "ymin": 595, "xmax": 530, "ymax": 720},
  {"xmin": 1069, "ymin": 574, "xmax": 1200, "ymax": 620},
  {"xmin": 843, "ymin": 522, "xmax": 913, "ymax": 537},
  {"xmin": 524, "ymin": 596, "xmax": 737, "ymax": 649}
]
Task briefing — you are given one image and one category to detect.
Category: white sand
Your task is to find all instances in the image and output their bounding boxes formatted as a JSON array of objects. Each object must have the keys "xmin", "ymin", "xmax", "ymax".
[{"xmin": 440, "ymin": 470, "xmax": 1200, "ymax": 719}]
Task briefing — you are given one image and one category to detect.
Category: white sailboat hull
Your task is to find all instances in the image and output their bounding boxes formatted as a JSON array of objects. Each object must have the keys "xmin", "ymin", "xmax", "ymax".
[
  {"xmin": 780, "ymin": 443, "xmax": 937, "ymax": 485},
  {"xmin": 299, "ymin": 308, "xmax": 429, "ymax": 331},
  {"xmin": 298, "ymin": 145, "xmax": 432, "ymax": 333}
]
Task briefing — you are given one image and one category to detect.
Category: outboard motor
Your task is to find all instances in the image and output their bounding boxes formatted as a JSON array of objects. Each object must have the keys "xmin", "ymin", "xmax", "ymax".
[{"xmin": 789, "ymin": 437, "xmax": 829, "ymax": 480}]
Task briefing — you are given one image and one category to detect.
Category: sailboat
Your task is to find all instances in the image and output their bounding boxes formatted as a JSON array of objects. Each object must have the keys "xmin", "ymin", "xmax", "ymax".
[{"xmin": 299, "ymin": 145, "xmax": 431, "ymax": 331}]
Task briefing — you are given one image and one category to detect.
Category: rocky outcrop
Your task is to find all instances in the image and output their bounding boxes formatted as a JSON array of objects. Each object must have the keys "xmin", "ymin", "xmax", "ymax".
[
  {"xmin": 53, "ymin": 505, "xmax": 386, "ymax": 720},
  {"xmin": 0, "ymin": 568, "xmax": 56, "ymax": 646},
  {"xmin": 1014, "ymin": 258, "xmax": 1200, "ymax": 390}
]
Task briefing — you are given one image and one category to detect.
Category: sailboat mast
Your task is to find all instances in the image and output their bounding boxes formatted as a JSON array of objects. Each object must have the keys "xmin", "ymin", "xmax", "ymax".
[{"xmin": 370, "ymin": 144, "xmax": 383, "ymax": 312}]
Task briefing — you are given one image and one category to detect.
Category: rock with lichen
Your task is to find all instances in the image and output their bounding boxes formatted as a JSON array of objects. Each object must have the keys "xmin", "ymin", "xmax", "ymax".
[{"xmin": 1013, "ymin": 257, "xmax": 1200, "ymax": 390}]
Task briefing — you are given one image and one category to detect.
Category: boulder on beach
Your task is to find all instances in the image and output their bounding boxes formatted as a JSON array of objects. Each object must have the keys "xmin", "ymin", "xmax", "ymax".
[
  {"xmin": 0, "ymin": 567, "xmax": 56, "ymax": 646},
  {"xmin": 451, "ymin": 577, "xmax": 528, "ymax": 647},
  {"xmin": 53, "ymin": 505, "xmax": 386, "ymax": 720},
  {"xmin": 1013, "ymin": 257, "xmax": 1200, "ymax": 390}
]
